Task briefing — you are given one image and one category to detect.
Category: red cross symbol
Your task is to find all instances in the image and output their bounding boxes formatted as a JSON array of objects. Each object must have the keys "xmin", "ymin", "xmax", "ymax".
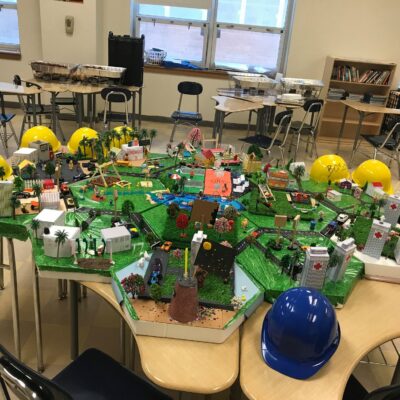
[
  {"xmin": 374, "ymin": 231, "xmax": 383, "ymax": 239},
  {"xmin": 391, "ymin": 203, "xmax": 398, "ymax": 210},
  {"xmin": 313, "ymin": 262, "xmax": 322, "ymax": 270}
]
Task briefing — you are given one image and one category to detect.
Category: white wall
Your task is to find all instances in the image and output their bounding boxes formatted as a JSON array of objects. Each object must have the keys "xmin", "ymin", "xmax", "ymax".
[{"xmin": 2, "ymin": 0, "xmax": 400, "ymax": 123}]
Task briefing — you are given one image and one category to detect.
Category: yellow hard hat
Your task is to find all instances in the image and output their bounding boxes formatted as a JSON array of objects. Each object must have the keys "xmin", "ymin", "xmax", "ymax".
[
  {"xmin": 67, "ymin": 127, "xmax": 98, "ymax": 157},
  {"xmin": 310, "ymin": 155, "xmax": 350, "ymax": 183},
  {"xmin": 111, "ymin": 126, "xmax": 133, "ymax": 148},
  {"xmin": 0, "ymin": 156, "xmax": 12, "ymax": 179},
  {"xmin": 20, "ymin": 126, "xmax": 61, "ymax": 152},
  {"xmin": 352, "ymin": 159, "xmax": 393, "ymax": 194}
]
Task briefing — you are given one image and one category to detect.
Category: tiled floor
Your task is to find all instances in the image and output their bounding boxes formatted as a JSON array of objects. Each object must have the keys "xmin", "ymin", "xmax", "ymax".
[{"xmin": 0, "ymin": 109, "xmax": 399, "ymax": 399}]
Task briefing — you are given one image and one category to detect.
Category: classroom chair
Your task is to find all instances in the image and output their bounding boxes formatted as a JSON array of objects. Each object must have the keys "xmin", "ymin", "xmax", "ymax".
[
  {"xmin": 101, "ymin": 86, "xmax": 132, "ymax": 130},
  {"xmin": 264, "ymin": 110, "xmax": 293, "ymax": 165},
  {"xmin": 358, "ymin": 121, "xmax": 400, "ymax": 178},
  {"xmin": 287, "ymin": 99, "xmax": 324, "ymax": 161},
  {"xmin": 169, "ymin": 81, "xmax": 203, "ymax": 143},
  {"xmin": 0, "ymin": 345, "xmax": 172, "ymax": 400}
]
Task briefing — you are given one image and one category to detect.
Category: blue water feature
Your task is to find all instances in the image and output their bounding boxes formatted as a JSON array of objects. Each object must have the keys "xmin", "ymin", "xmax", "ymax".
[{"xmin": 150, "ymin": 193, "xmax": 245, "ymax": 211}]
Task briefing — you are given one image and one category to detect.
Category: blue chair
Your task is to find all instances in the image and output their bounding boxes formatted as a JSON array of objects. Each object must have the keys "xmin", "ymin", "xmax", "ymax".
[{"xmin": 0, "ymin": 345, "xmax": 172, "ymax": 400}]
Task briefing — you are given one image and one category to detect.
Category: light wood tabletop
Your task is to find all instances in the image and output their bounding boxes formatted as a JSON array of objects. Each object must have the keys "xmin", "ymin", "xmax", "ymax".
[
  {"xmin": 240, "ymin": 279, "xmax": 400, "ymax": 400},
  {"xmin": 212, "ymin": 95, "xmax": 264, "ymax": 113},
  {"xmin": 341, "ymin": 99, "xmax": 400, "ymax": 115},
  {"xmin": 82, "ymin": 281, "xmax": 239, "ymax": 394},
  {"xmin": 0, "ymin": 82, "xmax": 42, "ymax": 96}
]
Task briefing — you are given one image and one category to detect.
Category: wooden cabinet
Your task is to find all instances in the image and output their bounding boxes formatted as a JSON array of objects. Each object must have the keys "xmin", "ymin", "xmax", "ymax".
[{"xmin": 319, "ymin": 56, "xmax": 396, "ymax": 139}]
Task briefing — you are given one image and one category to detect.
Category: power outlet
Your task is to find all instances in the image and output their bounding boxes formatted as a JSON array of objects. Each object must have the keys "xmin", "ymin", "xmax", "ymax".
[{"xmin": 65, "ymin": 15, "xmax": 74, "ymax": 35}]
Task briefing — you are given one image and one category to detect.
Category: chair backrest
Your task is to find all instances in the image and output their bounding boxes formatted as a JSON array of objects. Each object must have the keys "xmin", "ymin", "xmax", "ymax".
[
  {"xmin": 303, "ymin": 98, "xmax": 324, "ymax": 113},
  {"xmin": 101, "ymin": 87, "xmax": 132, "ymax": 103},
  {"xmin": 274, "ymin": 110, "xmax": 293, "ymax": 126},
  {"xmin": 364, "ymin": 383, "xmax": 400, "ymax": 400},
  {"xmin": 0, "ymin": 344, "xmax": 72, "ymax": 400},
  {"xmin": 178, "ymin": 81, "xmax": 203, "ymax": 96}
]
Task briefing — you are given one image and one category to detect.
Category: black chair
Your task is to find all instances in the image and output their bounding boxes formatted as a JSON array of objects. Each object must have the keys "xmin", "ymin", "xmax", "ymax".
[
  {"xmin": 0, "ymin": 345, "xmax": 172, "ymax": 400},
  {"xmin": 288, "ymin": 99, "xmax": 324, "ymax": 161},
  {"xmin": 264, "ymin": 110, "xmax": 293, "ymax": 165},
  {"xmin": 169, "ymin": 81, "xmax": 203, "ymax": 142},
  {"xmin": 357, "ymin": 122, "xmax": 400, "ymax": 178},
  {"xmin": 101, "ymin": 86, "xmax": 132, "ymax": 129}
]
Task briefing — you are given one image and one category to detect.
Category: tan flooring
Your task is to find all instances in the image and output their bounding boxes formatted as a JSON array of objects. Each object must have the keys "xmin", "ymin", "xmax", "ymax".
[{"xmin": 0, "ymin": 110, "xmax": 400, "ymax": 399}]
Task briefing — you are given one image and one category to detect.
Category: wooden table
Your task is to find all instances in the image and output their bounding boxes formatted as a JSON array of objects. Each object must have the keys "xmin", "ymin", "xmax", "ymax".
[
  {"xmin": 337, "ymin": 100, "xmax": 400, "ymax": 165},
  {"xmin": 240, "ymin": 279, "xmax": 400, "ymax": 400},
  {"xmin": 77, "ymin": 282, "xmax": 240, "ymax": 395},
  {"xmin": 212, "ymin": 95, "xmax": 264, "ymax": 144}
]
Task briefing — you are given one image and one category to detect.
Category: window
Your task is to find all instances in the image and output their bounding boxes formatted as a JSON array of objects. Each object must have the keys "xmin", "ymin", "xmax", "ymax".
[
  {"xmin": 133, "ymin": 0, "xmax": 294, "ymax": 74},
  {"xmin": 0, "ymin": 0, "xmax": 20, "ymax": 54}
]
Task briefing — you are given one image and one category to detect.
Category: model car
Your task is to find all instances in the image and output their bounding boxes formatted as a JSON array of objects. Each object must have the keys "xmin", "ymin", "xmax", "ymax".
[
  {"xmin": 337, "ymin": 213, "xmax": 349, "ymax": 224},
  {"xmin": 160, "ymin": 241, "xmax": 173, "ymax": 252},
  {"xmin": 14, "ymin": 191, "xmax": 31, "ymax": 199}
]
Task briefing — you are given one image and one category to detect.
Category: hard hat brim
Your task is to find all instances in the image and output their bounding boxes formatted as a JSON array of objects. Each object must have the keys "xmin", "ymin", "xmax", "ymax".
[{"xmin": 261, "ymin": 309, "xmax": 341, "ymax": 380}]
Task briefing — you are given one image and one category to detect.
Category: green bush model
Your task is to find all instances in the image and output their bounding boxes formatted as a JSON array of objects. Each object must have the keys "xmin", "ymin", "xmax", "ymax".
[
  {"xmin": 149, "ymin": 283, "xmax": 163, "ymax": 303},
  {"xmin": 45, "ymin": 162, "xmax": 56, "ymax": 178},
  {"xmin": 122, "ymin": 200, "xmax": 135, "ymax": 220},
  {"xmin": 247, "ymin": 144, "xmax": 263, "ymax": 160},
  {"xmin": 10, "ymin": 196, "xmax": 20, "ymax": 220}
]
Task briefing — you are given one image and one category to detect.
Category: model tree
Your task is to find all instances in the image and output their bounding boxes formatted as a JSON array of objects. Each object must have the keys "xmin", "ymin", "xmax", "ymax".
[
  {"xmin": 45, "ymin": 162, "xmax": 55, "ymax": 178},
  {"xmin": 25, "ymin": 163, "xmax": 36, "ymax": 179},
  {"xmin": 149, "ymin": 129, "xmax": 157, "ymax": 150},
  {"xmin": 32, "ymin": 183, "xmax": 42, "ymax": 209},
  {"xmin": 149, "ymin": 283, "xmax": 163, "ymax": 303},
  {"xmin": 176, "ymin": 213, "xmax": 189, "ymax": 238},
  {"xmin": 10, "ymin": 196, "xmax": 20, "ymax": 220},
  {"xmin": 79, "ymin": 137, "xmax": 90, "ymax": 158},
  {"xmin": 0, "ymin": 166, "xmax": 6, "ymax": 181},
  {"xmin": 122, "ymin": 200, "xmax": 135, "ymax": 220},
  {"xmin": 214, "ymin": 217, "xmax": 232, "ymax": 239},
  {"xmin": 14, "ymin": 176, "xmax": 24, "ymax": 192},
  {"xmin": 167, "ymin": 203, "xmax": 180, "ymax": 219},
  {"xmin": 281, "ymin": 254, "xmax": 292, "ymax": 274},
  {"xmin": 55, "ymin": 229, "xmax": 69, "ymax": 260},
  {"xmin": 30, "ymin": 219, "xmax": 40, "ymax": 243},
  {"xmin": 121, "ymin": 273, "xmax": 145, "ymax": 298},
  {"xmin": 293, "ymin": 164, "xmax": 305, "ymax": 191},
  {"xmin": 247, "ymin": 144, "xmax": 263, "ymax": 160},
  {"xmin": 223, "ymin": 206, "xmax": 238, "ymax": 220},
  {"xmin": 120, "ymin": 126, "xmax": 130, "ymax": 143}
]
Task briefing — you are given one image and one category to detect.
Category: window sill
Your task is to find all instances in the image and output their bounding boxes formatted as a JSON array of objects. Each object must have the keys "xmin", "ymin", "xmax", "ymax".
[
  {"xmin": 144, "ymin": 64, "xmax": 228, "ymax": 79},
  {"xmin": 0, "ymin": 51, "xmax": 21, "ymax": 60}
]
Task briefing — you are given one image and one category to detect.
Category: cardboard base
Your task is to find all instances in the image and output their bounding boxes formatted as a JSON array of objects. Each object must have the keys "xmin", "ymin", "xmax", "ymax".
[{"xmin": 38, "ymin": 269, "xmax": 111, "ymax": 283}]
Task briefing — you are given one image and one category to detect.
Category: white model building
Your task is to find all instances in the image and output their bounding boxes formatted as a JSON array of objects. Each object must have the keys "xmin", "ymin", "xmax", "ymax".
[
  {"xmin": 299, "ymin": 247, "xmax": 330, "ymax": 290},
  {"xmin": 384, "ymin": 194, "xmax": 400, "ymax": 227},
  {"xmin": 191, "ymin": 231, "xmax": 207, "ymax": 265},
  {"xmin": 101, "ymin": 226, "xmax": 131, "ymax": 253},
  {"xmin": 327, "ymin": 238, "xmax": 356, "ymax": 282},
  {"xmin": 366, "ymin": 182, "xmax": 386, "ymax": 199},
  {"xmin": 12, "ymin": 148, "xmax": 38, "ymax": 164},
  {"xmin": 40, "ymin": 191, "xmax": 61, "ymax": 210},
  {"xmin": 34, "ymin": 209, "xmax": 65, "ymax": 238},
  {"xmin": 121, "ymin": 143, "xmax": 144, "ymax": 161},
  {"xmin": 0, "ymin": 181, "xmax": 13, "ymax": 217},
  {"xmin": 29, "ymin": 140, "xmax": 50, "ymax": 162},
  {"xmin": 43, "ymin": 225, "xmax": 80, "ymax": 258},
  {"xmin": 363, "ymin": 219, "xmax": 391, "ymax": 259},
  {"xmin": 327, "ymin": 190, "xmax": 342, "ymax": 202}
]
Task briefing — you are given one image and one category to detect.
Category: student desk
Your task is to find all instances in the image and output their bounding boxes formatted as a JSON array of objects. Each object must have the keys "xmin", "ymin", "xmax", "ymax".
[
  {"xmin": 240, "ymin": 279, "xmax": 400, "ymax": 400},
  {"xmin": 337, "ymin": 100, "xmax": 400, "ymax": 165},
  {"xmin": 79, "ymin": 281, "xmax": 239, "ymax": 395},
  {"xmin": 212, "ymin": 95, "xmax": 264, "ymax": 144}
]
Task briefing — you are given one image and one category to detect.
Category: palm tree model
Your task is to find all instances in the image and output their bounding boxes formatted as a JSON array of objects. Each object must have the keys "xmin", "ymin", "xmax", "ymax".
[
  {"xmin": 121, "ymin": 126, "xmax": 130, "ymax": 143},
  {"xmin": 30, "ymin": 219, "xmax": 40, "ymax": 243},
  {"xmin": 55, "ymin": 229, "xmax": 69, "ymax": 260},
  {"xmin": 149, "ymin": 129, "xmax": 157, "ymax": 150},
  {"xmin": 32, "ymin": 183, "xmax": 42, "ymax": 209},
  {"xmin": 0, "ymin": 166, "xmax": 6, "ymax": 181},
  {"xmin": 79, "ymin": 137, "xmax": 89, "ymax": 158},
  {"xmin": 140, "ymin": 128, "xmax": 148, "ymax": 142},
  {"xmin": 10, "ymin": 196, "xmax": 21, "ymax": 220},
  {"xmin": 88, "ymin": 138, "xmax": 97, "ymax": 159},
  {"xmin": 114, "ymin": 131, "xmax": 122, "ymax": 148}
]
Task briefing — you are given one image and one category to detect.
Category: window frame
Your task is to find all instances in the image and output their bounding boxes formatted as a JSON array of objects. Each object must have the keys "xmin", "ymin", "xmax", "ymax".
[
  {"xmin": 0, "ymin": 0, "xmax": 20, "ymax": 55},
  {"xmin": 133, "ymin": 0, "xmax": 295, "ymax": 74}
]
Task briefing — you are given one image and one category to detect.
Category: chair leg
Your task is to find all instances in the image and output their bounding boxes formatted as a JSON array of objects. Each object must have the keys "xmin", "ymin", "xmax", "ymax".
[
  {"xmin": 56, "ymin": 116, "xmax": 66, "ymax": 143},
  {"xmin": 8, "ymin": 121, "xmax": 18, "ymax": 146},
  {"xmin": 0, "ymin": 125, "xmax": 9, "ymax": 158},
  {"xmin": 19, "ymin": 115, "xmax": 26, "ymax": 146},
  {"xmin": 293, "ymin": 132, "xmax": 302, "ymax": 162},
  {"xmin": 170, "ymin": 121, "xmax": 178, "ymax": 143},
  {"xmin": 246, "ymin": 111, "xmax": 253, "ymax": 137}
]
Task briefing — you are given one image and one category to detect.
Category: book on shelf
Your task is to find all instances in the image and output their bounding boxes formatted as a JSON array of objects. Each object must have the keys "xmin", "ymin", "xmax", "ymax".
[{"xmin": 332, "ymin": 65, "xmax": 391, "ymax": 85}]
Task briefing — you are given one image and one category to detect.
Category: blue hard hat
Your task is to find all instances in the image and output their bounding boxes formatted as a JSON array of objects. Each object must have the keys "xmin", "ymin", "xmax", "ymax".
[{"xmin": 261, "ymin": 287, "xmax": 340, "ymax": 380}]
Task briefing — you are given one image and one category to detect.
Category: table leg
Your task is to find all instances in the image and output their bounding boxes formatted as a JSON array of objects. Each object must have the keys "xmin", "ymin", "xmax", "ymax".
[
  {"xmin": 218, "ymin": 111, "xmax": 225, "ymax": 145},
  {"xmin": 31, "ymin": 94, "xmax": 37, "ymax": 126},
  {"xmin": 69, "ymin": 280, "xmax": 79, "ymax": 360},
  {"xmin": 51, "ymin": 93, "xmax": 58, "ymax": 136},
  {"xmin": 131, "ymin": 92, "xmax": 136, "ymax": 130},
  {"xmin": 77, "ymin": 94, "xmax": 83, "ymax": 128},
  {"xmin": 336, "ymin": 105, "xmax": 349, "ymax": 154},
  {"xmin": 87, "ymin": 94, "xmax": 93, "ymax": 128},
  {"xmin": 138, "ymin": 88, "xmax": 142, "ymax": 130},
  {"xmin": 268, "ymin": 106, "xmax": 276, "ymax": 134},
  {"xmin": 212, "ymin": 109, "xmax": 219, "ymax": 139},
  {"xmin": 7, "ymin": 238, "xmax": 20, "ymax": 360},
  {"xmin": 32, "ymin": 261, "xmax": 44, "ymax": 372},
  {"xmin": 349, "ymin": 111, "xmax": 365, "ymax": 167}
]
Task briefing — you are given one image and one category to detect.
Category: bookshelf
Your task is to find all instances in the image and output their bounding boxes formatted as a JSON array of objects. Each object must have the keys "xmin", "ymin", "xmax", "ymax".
[{"xmin": 319, "ymin": 56, "xmax": 396, "ymax": 139}]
